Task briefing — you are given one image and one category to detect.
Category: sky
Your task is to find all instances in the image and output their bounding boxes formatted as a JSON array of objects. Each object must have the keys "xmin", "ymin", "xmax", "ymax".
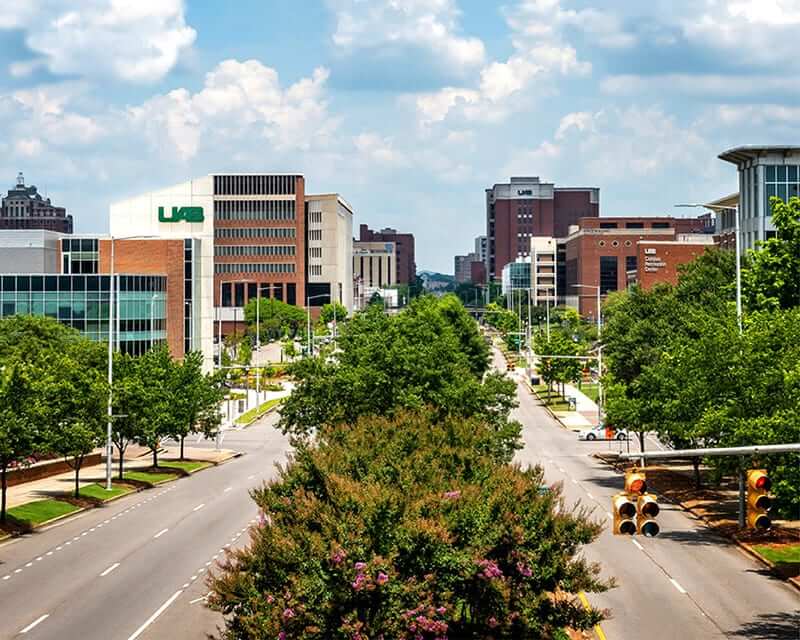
[{"xmin": 1, "ymin": 0, "xmax": 798, "ymax": 273}]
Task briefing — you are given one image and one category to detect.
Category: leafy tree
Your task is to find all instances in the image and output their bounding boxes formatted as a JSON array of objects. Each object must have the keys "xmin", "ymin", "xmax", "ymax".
[
  {"xmin": 134, "ymin": 345, "xmax": 179, "ymax": 468},
  {"xmin": 172, "ymin": 352, "xmax": 224, "ymax": 459},
  {"xmin": 533, "ymin": 331, "xmax": 583, "ymax": 399},
  {"xmin": 319, "ymin": 302, "xmax": 348, "ymax": 326},
  {"xmin": 483, "ymin": 302, "xmax": 517, "ymax": 335},
  {"xmin": 744, "ymin": 195, "xmax": 800, "ymax": 310},
  {"xmin": 111, "ymin": 352, "xmax": 146, "ymax": 480},
  {"xmin": 0, "ymin": 363, "xmax": 36, "ymax": 523},
  {"xmin": 37, "ymin": 353, "xmax": 106, "ymax": 497},
  {"xmin": 245, "ymin": 297, "xmax": 307, "ymax": 340},
  {"xmin": 209, "ymin": 412, "xmax": 608, "ymax": 639}
]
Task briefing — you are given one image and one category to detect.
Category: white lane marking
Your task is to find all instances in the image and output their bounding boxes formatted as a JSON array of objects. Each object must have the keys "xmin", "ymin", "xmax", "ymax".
[
  {"xmin": 153, "ymin": 528, "xmax": 169, "ymax": 539},
  {"xmin": 632, "ymin": 539, "xmax": 644, "ymax": 551},
  {"xmin": 558, "ymin": 467, "xmax": 566, "ymax": 473},
  {"xmin": 606, "ymin": 512, "xmax": 613, "ymax": 519},
  {"xmin": 670, "ymin": 578, "xmax": 687, "ymax": 594},
  {"xmin": 247, "ymin": 474, "xmax": 255, "ymax": 480},
  {"xmin": 55, "ymin": 546, "xmax": 62, "ymax": 551},
  {"xmin": 14, "ymin": 569, "xmax": 22, "ymax": 574},
  {"xmin": 104, "ymin": 519, "xmax": 110, "ymax": 524},
  {"xmin": 2, "ymin": 575, "xmax": 10, "ymax": 580},
  {"xmin": 189, "ymin": 596, "xmax": 206, "ymax": 605},
  {"xmin": 190, "ymin": 575, "xmax": 197, "ymax": 581},
  {"xmin": 35, "ymin": 557, "xmax": 42, "ymax": 561},
  {"xmin": 182, "ymin": 583, "xmax": 189, "ymax": 589},
  {"xmin": 126, "ymin": 590, "xmax": 183, "ymax": 640},
  {"xmin": 586, "ymin": 492, "xmax": 595, "ymax": 499},
  {"xmin": 46, "ymin": 551, "xmax": 53, "ymax": 556},
  {"xmin": 20, "ymin": 614, "xmax": 49, "ymax": 633},
  {"xmin": 25, "ymin": 562, "xmax": 32, "ymax": 567},
  {"xmin": 65, "ymin": 541, "xmax": 71, "ymax": 546},
  {"xmin": 193, "ymin": 503, "xmax": 205, "ymax": 512},
  {"xmin": 100, "ymin": 562, "xmax": 120, "ymax": 577},
  {"xmin": 205, "ymin": 561, "xmax": 212, "ymax": 566},
  {"xmin": 571, "ymin": 478, "xmax": 579, "ymax": 485},
  {"xmin": 223, "ymin": 487, "xmax": 232, "ymax": 493}
]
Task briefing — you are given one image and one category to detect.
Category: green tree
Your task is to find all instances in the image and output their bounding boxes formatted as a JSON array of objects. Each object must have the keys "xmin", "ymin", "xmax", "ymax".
[
  {"xmin": 134, "ymin": 345, "xmax": 179, "ymax": 468},
  {"xmin": 0, "ymin": 363, "xmax": 37, "ymax": 523},
  {"xmin": 319, "ymin": 302, "xmax": 348, "ymax": 326},
  {"xmin": 244, "ymin": 297, "xmax": 307, "ymax": 340},
  {"xmin": 172, "ymin": 352, "xmax": 224, "ymax": 459},
  {"xmin": 744, "ymin": 195, "xmax": 800, "ymax": 310},
  {"xmin": 111, "ymin": 352, "xmax": 146, "ymax": 480}
]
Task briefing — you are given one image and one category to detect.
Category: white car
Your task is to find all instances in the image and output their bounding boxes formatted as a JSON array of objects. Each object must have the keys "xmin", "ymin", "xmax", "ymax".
[{"xmin": 578, "ymin": 425, "xmax": 630, "ymax": 441}]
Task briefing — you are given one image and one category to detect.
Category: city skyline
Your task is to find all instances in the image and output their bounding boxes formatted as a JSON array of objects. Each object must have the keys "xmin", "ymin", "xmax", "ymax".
[{"xmin": 0, "ymin": 1, "xmax": 794, "ymax": 272}]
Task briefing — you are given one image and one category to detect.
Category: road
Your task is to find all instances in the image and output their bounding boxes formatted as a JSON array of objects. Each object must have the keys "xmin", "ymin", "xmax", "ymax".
[
  {"xmin": 505, "ymin": 350, "xmax": 800, "ymax": 639},
  {"xmin": 0, "ymin": 414, "xmax": 290, "ymax": 640}
]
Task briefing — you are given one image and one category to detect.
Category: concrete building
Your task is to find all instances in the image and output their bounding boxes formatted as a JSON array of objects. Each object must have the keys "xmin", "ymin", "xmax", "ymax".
[
  {"xmin": 358, "ymin": 224, "xmax": 416, "ymax": 284},
  {"xmin": 454, "ymin": 252, "xmax": 479, "ymax": 284},
  {"xmin": 305, "ymin": 194, "xmax": 354, "ymax": 312},
  {"xmin": 718, "ymin": 146, "xmax": 800, "ymax": 251},
  {"xmin": 0, "ymin": 229, "xmax": 63, "ymax": 273},
  {"xmin": 353, "ymin": 240, "xmax": 396, "ymax": 309},
  {"xmin": 475, "ymin": 235, "xmax": 488, "ymax": 263},
  {"xmin": 501, "ymin": 258, "xmax": 531, "ymax": 297},
  {"xmin": 530, "ymin": 237, "xmax": 557, "ymax": 306},
  {"xmin": 562, "ymin": 217, "xmax": 712, "ymax": 320},
  {"xmin": 486, "ymin": 176, "xmax": 599, "ymax": 282},
  {"xmin": 0, "ymin": 173, "xmax": 73, "ymax": 233}
]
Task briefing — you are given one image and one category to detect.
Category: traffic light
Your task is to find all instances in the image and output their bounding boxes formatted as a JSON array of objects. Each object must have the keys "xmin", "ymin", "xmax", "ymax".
[
  {"xmin": 625, "ymin": 469, "xmax": 647, "ymax": 495},
  {"xmin": 747, "ymin": 469, "xmax": 772, "ymax": 530},
  {"xmin": 636, "ymin": 493, "xmax": 660, "ymax": 537},
  {"xmin": 612, "ymin": 493, "xmax": 636, "ymax": 535}
]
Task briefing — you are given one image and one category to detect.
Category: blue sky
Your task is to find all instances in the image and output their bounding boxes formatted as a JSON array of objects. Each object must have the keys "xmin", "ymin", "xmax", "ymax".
[{"xmin": 1, "ymin": 1, "xmax": 799, "ymax": 272}]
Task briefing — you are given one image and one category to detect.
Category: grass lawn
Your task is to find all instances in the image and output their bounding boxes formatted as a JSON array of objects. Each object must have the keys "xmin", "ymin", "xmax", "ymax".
[
  {"xmin": 123, "ymin": 470, "xmax": 179, "ymax": 486},
  {"xmin": 159, "ymin": 460, "xmax": 212, "ymax": 474},
  {"xmin": 78, "ymin": 482, "xmax": 134, "ymax": 502},
  {"xmin": 7, "ymin": 499, "xmax": 80, "ymax": 526},
  {"xmin": 579, "ymin": 382, "xmax": 600, "ymax": 403},
  {"xmin": 532, "ymin": 384, "xmax": 572, "ymax": 411},
  {"xmin": 754, "ymin": 543, "xmax": 800, "ymax": 566},
  {"xmin": 236, "ymin": 397, "xmax": 283, "ymax": 425}
]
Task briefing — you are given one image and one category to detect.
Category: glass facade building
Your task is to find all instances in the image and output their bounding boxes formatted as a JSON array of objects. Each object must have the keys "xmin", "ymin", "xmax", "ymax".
[
  {"xmin": 501, "ymin": 258, "xmax": 531, "ymax": 296},
  {"xmin": 0, "ymin": 273, "xmax": 167, "ymax": 356}
]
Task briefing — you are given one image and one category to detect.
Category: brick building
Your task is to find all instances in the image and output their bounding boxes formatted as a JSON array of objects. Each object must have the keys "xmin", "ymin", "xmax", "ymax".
[
  {"xmin": 563, "ymin": 217, "xmax": 712, "ymax": 320},
  {"xmin": 486, "ymin": 176, "xmax": 599, "ymax": 282},
  {"xmin": 631, "ymin": 240, "xmax": 715, "ymax": 290},
  {"xmin": 0, "ymin": 173, "xmax": 73, "ymax": 233},
  {"xmin": 358, "ymin": 224, "xmax": 416, "ymax": 284}
]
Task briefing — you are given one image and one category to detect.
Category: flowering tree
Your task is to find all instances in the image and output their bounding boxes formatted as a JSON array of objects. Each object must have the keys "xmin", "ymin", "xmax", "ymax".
[{"xmin": 208, "ymin": 412, "xmax": 608, "ymax": 638}]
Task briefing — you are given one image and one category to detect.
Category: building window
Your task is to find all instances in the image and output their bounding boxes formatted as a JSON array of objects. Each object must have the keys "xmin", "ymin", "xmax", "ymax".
[
  {"xmin": 599, "ymin": 256, "xmax": 618, "ymax": 295},
  {"xmin": 625, "ymin": 255, "xmax": 637, "ymax": 273},
  {"xmin": 625, "ymin": 222, "xmax": 644, "ymax": 229},
  {"xmin": 652, "ymin": 222, "xmax": 670, "ymax": 229},
  {"xmin": 600, "ymin": 222, "xmax": 618, "ymax": 229},
  {"xmin": 764, "ymin": 164, "xmax": 800, "ymax": 216}
]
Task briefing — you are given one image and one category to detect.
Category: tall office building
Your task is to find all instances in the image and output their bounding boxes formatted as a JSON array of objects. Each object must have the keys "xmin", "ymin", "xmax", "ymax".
[
  {"xmin": 486, "ymin": 176, "xmax": 599, "ymax": 281},
  {"xmin": 305, "ymin": 193, "xmax": 354, "ymax": 312},
  {"xmin": 0, "ymin": 173, "xmax": 73, "ymax": 233}
]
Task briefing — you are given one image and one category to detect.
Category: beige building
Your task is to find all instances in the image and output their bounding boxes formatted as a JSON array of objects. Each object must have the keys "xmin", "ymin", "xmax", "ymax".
[
  {"xmin": 530, "ymin": 236, "xmax": 557, "ymax": 306},
  {"xmin": 353, "ymin": 240, "xmax": 396, "ymax": 308},
  {"xmin": 305, "ymin": 193, "xmax": 354, "ymax": 313}
]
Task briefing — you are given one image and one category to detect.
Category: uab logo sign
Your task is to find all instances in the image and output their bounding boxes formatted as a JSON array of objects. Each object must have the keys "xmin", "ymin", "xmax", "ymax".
[{"xmin": 158, "ymin": 206, "xmax": 204, "ymax": 223}]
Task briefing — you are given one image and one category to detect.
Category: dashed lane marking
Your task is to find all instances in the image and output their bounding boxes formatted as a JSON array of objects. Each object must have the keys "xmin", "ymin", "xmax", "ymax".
[
  {"xmin": 153, "ymin": 528, "xmax": 169, "ymax": 539},
  {"xmin": 126, "ymin": 590, "xmax": 183, "ymax": 640},
  {"xmin": 20, "ymin": 614, "xmax": 49, "ymax": 634},
  {"xmin": 670, "ymin": 578, "xmax": 687, "ymax": 594},
  {"xmin": 100, "ymin": 562, "xmax": 120, "ymax": 577},
  {"xmin": 632, "ymin": 539, "xmax": 643, "ymax": 551}
]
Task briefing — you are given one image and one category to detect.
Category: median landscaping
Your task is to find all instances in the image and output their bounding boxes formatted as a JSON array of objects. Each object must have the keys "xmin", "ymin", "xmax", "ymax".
[
  {"xmin": 78, "ymin": 482, "xmax": 135, "ymax": 502},
  {"xmin": 235, "ymin": 397, "xmax": 283, "ymax": 425},
  {"xmin": 122, "ymin": 470, "xmax": 179, "ymax": 486},
  {"xmin": 159, "ymin": 460, "xmax": 213, "ymax": 474},
  {"xmin": 7, "ymin": 499, "xmax": 81, "ymax": 528}
]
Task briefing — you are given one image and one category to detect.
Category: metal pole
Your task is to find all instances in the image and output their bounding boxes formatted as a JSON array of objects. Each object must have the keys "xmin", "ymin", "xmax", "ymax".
[
  {"xmin": 616, "ymin": 442, "xmax": 800, "ymax": 460},
  {"xmin": 105, "ymin": 237, "xmax": 114, "ymax": 490},
  {"xmin": 307, "ymin": 296, "xmax": 311, "ymax": 356},
  {"xmin": 545, "ymin": 294, "xmax": 551, "ymax": 342},
  {"xmin": 597, "ymin": 286, "xmax": 601, "ymax": 338},
  {"xmin": 738, "ymin": 463, "xmax": 746, "ymax": 529},
  {"xmin": 217, "ymin": 282, "xmax": 222, "ymax": 370},
  {"xmin": 597, "ymin": 345, "xmax": 603, "ymax": 427},
  {"xmin": 735, "ymin": 204, "xmax": 743, "ymax": 334},
  {"xmin": 255, "ymin": 283, "xmax": 260, "ymax": 408}
]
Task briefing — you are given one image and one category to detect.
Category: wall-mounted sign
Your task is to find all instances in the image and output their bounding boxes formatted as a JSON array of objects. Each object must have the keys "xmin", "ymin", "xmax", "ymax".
[
  {"xmin": 158, "ymin": 206, "xmax": 204, "ymax": 223},
  {"xmin": 517, "ymin": 189, "xmax": 533, "ymax": 196}
]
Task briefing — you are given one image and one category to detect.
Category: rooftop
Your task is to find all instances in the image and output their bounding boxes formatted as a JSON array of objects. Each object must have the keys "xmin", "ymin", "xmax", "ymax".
[{"xmin": 719, "ymin": 146, "xmax": 800, "ymax": 165}]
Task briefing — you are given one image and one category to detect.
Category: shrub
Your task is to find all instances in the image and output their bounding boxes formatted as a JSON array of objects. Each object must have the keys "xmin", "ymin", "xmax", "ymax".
[{"xmin": 208, "ymin": 412, "xmax": 608, "ymax": 638}]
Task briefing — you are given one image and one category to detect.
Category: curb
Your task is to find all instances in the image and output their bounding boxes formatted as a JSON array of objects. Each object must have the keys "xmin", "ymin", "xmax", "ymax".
[
  {"xmin": 593, "ymin": 452, "xmax": 800, "ymax": 592},
  {"xmin": 20, "ymin": 505, "xmax": 88, "ymax": 532},
  {"xmin": 236, "ymin": 401, "xmax": 283, "ymax": 428},
  {"xmin": 524, "ymin": 380, "xmax": 569, "ymax": 430}
]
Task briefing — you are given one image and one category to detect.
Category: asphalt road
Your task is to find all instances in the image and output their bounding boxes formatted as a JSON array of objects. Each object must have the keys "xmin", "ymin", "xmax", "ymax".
[
  {"xmin": 505, "ymin": 351, "xmax": 800, "ymax": 639},
  {"xmin": 0, "ymin": 414, "xmax": 290, "ymax": 640}
]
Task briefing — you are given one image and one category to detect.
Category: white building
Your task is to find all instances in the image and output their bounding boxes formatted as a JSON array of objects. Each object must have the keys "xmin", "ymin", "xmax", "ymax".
[
  {"xmin": 353, "ymin": 240, "xmax": 396, "ymax": 309},
  {"xmin": 305, "ymin": 193, "xmax": 354, "ymax": 313},
  {"xmin": 530, "ymin": 236, "xmax": 557, "ymax": 306}
]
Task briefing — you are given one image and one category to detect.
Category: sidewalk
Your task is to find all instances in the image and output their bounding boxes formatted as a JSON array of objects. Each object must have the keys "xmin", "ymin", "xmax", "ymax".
[
  {"xmin": 523, "ymin": 374, "xmax": 598, "ymax": 430},
  {"xmin": 3, "ymin": 445, "xmax": 238, "ymax": 510}
]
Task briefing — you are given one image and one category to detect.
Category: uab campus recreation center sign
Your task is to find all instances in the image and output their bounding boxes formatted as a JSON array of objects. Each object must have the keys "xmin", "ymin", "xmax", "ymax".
[{"xmin": 158, "ymin": 206, "xmax": 204, "ymax": 223}]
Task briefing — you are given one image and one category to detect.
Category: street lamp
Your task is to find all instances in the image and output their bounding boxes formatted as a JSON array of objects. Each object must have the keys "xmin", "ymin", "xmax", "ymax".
[
  {"xmin": 106, "ymin": 234, "xmax": 157, "ymax": 491},
  {"xmin": 675, "ymin": 202, "xmax": 742, "ymax": 334}
]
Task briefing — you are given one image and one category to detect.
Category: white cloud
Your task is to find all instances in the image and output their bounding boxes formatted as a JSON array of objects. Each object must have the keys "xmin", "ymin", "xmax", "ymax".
[
  {"xmin": 0, "ymin": 0, "xmax": 196, "ymax": 83},
  {"xmin": 601, "ymin": 73, "xmax": 800, "ymax": 97},
  {"xmin": 353, "ymin": 133, "xmax": 407, "ymax": 166},
  {"xmin": 16, "ymin": 138, "xmax": 44, "ymax": 157},
  {"xmin": 327, "ymin": 0, "xmax": 485, "ymax": 69},
  {"xmin": 555, "ymin": 111, "xmax": 593, "ymax": 139},
  {"xmin": 129, "ymin": 60, "xmax": 338, "ymax": 161}
]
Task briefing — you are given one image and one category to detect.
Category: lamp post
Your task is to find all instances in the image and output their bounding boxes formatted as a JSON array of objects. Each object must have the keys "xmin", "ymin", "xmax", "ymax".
[
  {"xmin": 675, "ymin": 202, "xmax": 742, "ymax": 333},
  {"xmin": 306, "ymin": 293, "xmax": 330, "ymax": 356},
  {"xmin": 106, "ymin": 234, "xmax": 157, "ymax": 491}
]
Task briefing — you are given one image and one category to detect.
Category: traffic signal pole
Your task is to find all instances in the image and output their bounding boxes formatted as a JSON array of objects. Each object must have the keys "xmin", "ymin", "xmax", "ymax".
[{"xmin": 738, "ymin": 465, "xmax": 746, "ymax": 529}]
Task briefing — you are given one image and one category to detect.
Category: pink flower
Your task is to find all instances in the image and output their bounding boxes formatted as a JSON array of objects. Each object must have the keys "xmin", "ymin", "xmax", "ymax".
[
  {"xmin": 376, "ymin": 572, "xmax": 389, "ymax": 585},
  {"xmin": 436, "ymin": 606, "xmax": 446, "ymax": 615},
  {"xmin": 488, "ymin": 616, "xmax": 499, "ymax": 628},
  {"xmin": 516, "ymin": 561, "xmax": 532, "ymax": 577},
  {"xmin": 354, "ymin": 561, "xmax": 367, "ymax": 571},
  {"xmin": 331, "ymin": 548, "xmax": 347, "ymax": 565},
  {"xmin": 476, "ymin": 559, "xmax": 503, "ymax": 580},
  {"xmin": 278, "ymin": 633, "xmax": 286, "ymax": 640},
  {"xmin": 266, "ymin": 594, "xmax": 274, "ymax": 603},
  {"xmin": 352, "ymin": 574, "xmax": 366, "ymax": 590},
  {"xmin": 282, "ymin": 608, "xmax": 295, "ymax": 620},
  {"xmin": 442, "ymin": 490, "xmax": 461, "ymax": 500}
]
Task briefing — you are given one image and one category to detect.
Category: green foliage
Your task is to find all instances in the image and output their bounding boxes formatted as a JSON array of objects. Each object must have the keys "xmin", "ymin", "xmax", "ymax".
[
  {"xmin": 279, "ymin": 296, "xmax": 518, "ymax": 453},
  {"xmin": 209, "ymin": 412, "xmax": 608, "ymax": 639},
  {"xmin": 7, "ymin": 499, "xmax": 80, "ymax": 526},
  {"xmin": 483, "ymin": 302, "xmax": 517, "ymax": 335},
  {"xmin": 744, "ymin": 196, "xmax": 800, "ymax": 310},
  {"xmin": 533, "ymin": 332, "xmax": 583, "ymax": 395},
  {"xmin": 171, "ymin": 351, "xmax": 224, "ymax": 458},
  {"xmin": 319, "ymin": 302, "xmax": 348, "ymax": 326},
  {"xmin": 245, "ymin": 297, "xmax": 307, "ymax": 340}
]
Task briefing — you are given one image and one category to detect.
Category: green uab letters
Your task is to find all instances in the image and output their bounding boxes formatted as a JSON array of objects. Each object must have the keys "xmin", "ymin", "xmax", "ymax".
[{"xmin": 158, "ymin": 206, "xmax": 204, "ymax": 223}]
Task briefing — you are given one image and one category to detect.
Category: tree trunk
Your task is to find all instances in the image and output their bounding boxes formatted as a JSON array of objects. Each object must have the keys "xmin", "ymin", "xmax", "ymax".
[
  {"xmin": 1, "ymin": 463, "xmax": 7, "ymax": 524},
  {"xmin": 74, "ymin": 459, "xmax": 82, "ymax": 498},
  {"xmin": 180, "ymin": 435, "xmax": 185, "ymax": 461},
  {"xmin": 692, "ymin": 457, "xmax": 702, "ymax": 490},
  {"xmin": 152, "ymin": 447, "xmax": 158, "ymax": 469},
  {"xmin": 117, "ymin": 444, "xmax": 125, "ymax": 480},
  {"xmin": 638, "ymin": 431, "xmax": 646, "ymax": 454}
]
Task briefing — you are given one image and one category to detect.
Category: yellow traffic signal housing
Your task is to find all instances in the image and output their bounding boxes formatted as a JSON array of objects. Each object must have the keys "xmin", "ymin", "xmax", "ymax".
[
  {"xmin": 747, "ymin": 469, "xmax": 772, "ymax": 530},
  {"xmin": 624, "ymin": 469, "xmax": 647, "ymax": 495},
  {"xmin": 636, "ymin": 493, "xmax": 660, "ymax": 537},
  {"xmin": 612, "ymin": 493, "xmax": 636, "ymax": 535}
]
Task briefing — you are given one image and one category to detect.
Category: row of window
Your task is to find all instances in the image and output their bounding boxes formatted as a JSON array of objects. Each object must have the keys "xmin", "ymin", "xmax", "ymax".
[
  {"xmin": 214, "ymin": 227, "xmax": 296, "ymax": 239},
  {"xmin": 220, "ymin": 282, "xmax": 297, "ymax": 307},
  {"xmin": 0, "ymin": 274, "xmax": 166, "ymax": 293},
  {"xmin": 309, "ymin": 265, "xmax": 322, "ymax": 277},
  {"xmin": 213, "ymin": 175, "xmax": 297, "ymax": 196},
  {"xmin": 309, "ymin": 247, "xmax": 322, "ymax": 259},
  {"xmin": 309, "ymin": 229, "xmax": 322, "ymax": 241},
  {"xmin": 214, "ymin": 244, "xmax": 296, "ymax": 257},
  {"xmin": 308, "ymin": 210, "xmax": 323, "ymax": 224},
  {"xmin": 214, "ymin": 199, "xmax": 296, "ymax": 220},
  {"xmin": 214, "ymin": 263, "xmax": 296, "ymax": 274}
]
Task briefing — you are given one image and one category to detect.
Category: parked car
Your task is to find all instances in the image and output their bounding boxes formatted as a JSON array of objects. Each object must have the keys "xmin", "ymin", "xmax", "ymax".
[{"xmin": 578, "ymin": 425, "xmax": 629, "ymax": 441}]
